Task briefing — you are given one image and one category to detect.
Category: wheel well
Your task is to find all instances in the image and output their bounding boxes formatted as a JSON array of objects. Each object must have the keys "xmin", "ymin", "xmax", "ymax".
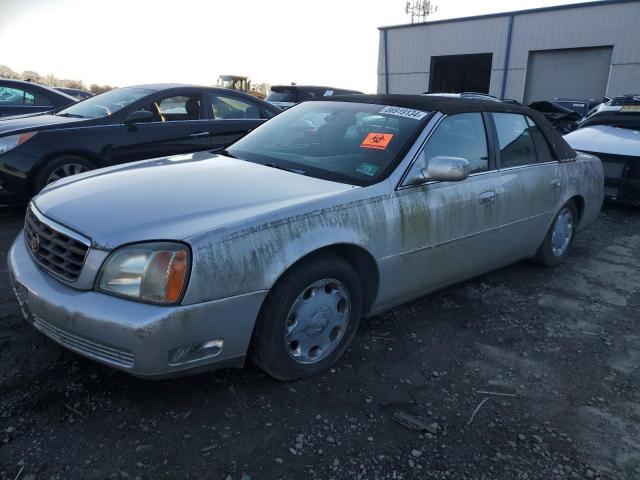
[
  {"xmin": 281, "ymin": 244, "xmax": 380, "ymax": 313},
  {"xmin": 568, "ymin": 195, "xmax": 585, "ymax": 226}
]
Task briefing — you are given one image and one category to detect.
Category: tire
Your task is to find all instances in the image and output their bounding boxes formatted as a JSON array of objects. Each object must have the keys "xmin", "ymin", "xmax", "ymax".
[
  {"xmin": 533, "ymin": 200, "xmax": 578, "ymax": 267},
  {"xmin": 251, "ymin": 255, "xmax": 363, "ymax": 381},
  {"xmin": 33, "ymin": 155, "xmax": 95, "ymax": 193}
]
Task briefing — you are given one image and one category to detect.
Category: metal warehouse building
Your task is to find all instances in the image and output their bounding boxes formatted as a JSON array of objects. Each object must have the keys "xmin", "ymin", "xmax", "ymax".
[{"xmin": 377, "ymin": 0, "xmax": 640, "ymax": 103}]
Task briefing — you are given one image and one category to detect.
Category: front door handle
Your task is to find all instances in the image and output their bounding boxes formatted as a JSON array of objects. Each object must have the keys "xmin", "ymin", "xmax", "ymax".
[
  {"xmin": 478, "ymin": 191, "xmax": 497, "ymax": 206},
  {"xmin": 190, "ymin": 131, "xmax": 210, "ymax": 138},
  {"xmin": 550, "ymin": 178, "xmax": 562, "ymax": 189}
]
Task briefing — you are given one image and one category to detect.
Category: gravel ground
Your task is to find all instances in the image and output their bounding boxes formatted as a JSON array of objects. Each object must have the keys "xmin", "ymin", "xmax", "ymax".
[{"xmin": 0, "ymin": 204, "xmax": 639, "ymax": 480}]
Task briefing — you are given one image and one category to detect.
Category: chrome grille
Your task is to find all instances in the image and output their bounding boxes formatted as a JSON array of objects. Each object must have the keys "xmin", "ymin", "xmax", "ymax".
[
  {"xmin": 33, "ymin": 314, "xmax": 134, "ymax": 368},
  {"xmin": 24, "ymin": 205, "xmax": 90, "ymax": 282}
]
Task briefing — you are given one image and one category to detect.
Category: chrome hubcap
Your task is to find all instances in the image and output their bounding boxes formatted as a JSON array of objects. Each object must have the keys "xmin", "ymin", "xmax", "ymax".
[
  {"xmin": 46, "ymin": 163, "xmax": 89, "ymax": 184},
  {"xmin": 551, "ymin": 207, "xmax": 574, "ymax": 257},
  {"xmin": 284, "ymin": 278, "xmax": 351, "ymax": 364}
]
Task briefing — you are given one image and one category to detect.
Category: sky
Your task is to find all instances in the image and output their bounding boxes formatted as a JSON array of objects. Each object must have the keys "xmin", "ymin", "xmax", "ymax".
[{"xmin": 0, "ymin": 0, "xmax": 599, "ymax": 93}]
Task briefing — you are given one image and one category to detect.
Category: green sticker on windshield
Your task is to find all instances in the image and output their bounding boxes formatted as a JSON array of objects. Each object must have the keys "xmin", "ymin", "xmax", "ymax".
[{"xmin": 356, "ymin": 163, "xmax": 379, "ymax": 176}]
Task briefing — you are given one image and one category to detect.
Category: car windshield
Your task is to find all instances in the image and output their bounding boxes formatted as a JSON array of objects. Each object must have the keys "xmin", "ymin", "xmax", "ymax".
[
  {"xmin": 226, "ymin": 101, "xmax": 429, "ymax": 185},
  {"xmin": 56, "ymin": 87, "xmax": 150, "ymax": 119}
]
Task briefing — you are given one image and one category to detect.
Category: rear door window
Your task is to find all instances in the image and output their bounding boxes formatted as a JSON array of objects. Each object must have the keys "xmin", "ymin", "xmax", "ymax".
[
  {"xmin": 211, "ymin": 95, "xmax": 262, "ymax": 119},
  {"xmin": 525, "ymin": 116, "xmax": 553, "ymax": 162},
  {"xmin": 493, "ymin": 113, "xmax": 538, "ymax": 168},
  {"xmin": 34, "ymin": 93, "xmax": 52, "ymax": 106},
  {"xmin": 24, "ymin": 91, "xmax": 35, "ymax": 105}
]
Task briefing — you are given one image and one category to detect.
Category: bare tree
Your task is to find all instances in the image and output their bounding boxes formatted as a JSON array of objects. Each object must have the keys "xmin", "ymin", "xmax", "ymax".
[
  {"xmin": 45, "ymin": 73, "xmax": 61, "ymax": 87},
  {"xmin": 21, "ymin": 70, "xmax": 43, "ymax": 83},
  {"xmin": 2, "ymin": 64, "xmax": 114, "ymax": 93},
  {"xmin": 0, "ymin": 64, "xmax": 20, "ymax": 79},
  {"xmin": 89, "ymin": 83, "xmax": 115, "ymax": 94},
  {"xmin": 62, "ymin": 79, "xmax": 87, "ymax": 90}
]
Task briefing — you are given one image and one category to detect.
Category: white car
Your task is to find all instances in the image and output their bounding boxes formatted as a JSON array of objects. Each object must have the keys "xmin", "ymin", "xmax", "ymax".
[{"xmin": 565, "ymin": 95, "xmax": 640, "ymax": 205}]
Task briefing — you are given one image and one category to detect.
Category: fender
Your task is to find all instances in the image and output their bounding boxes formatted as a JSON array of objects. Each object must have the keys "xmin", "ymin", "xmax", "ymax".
[{"xmin": 183, "ymin": 191, "xmax": 395, "ymax": 305}]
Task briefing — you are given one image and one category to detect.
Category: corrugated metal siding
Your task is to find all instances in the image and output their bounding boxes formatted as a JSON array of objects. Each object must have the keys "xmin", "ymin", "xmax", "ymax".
[
  {"xmin": 380, "ymin": 16, "xmax": 509, "ymax": 94},
  {"xmin": 378, "ymin": 0, "xmax": 640, "ymax": 100},
  {"xmin": 523, "ymin": 47, "xmax": 613, "ymax": 102},
  {"xmin": 508, "ymin": 2, "xmax": 640, "ymax": 67}
]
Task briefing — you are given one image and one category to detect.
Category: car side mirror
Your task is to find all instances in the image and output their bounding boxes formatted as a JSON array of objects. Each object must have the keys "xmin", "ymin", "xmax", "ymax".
[
  {"xmin": 123, "ymin": 109, "xmax": 154, "ymax": 124},
  {"xmin": 423, "ymin": 156, "xmax": 470, "ymax": 182}
]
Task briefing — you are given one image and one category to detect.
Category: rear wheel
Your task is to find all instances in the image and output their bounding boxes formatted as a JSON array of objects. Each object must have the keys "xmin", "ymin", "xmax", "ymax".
[
  {"xmin": 533, "ymin": 200, "xmax": 578, "ymax": 267},
  {"xmin": 251, "ymin": 255, "xmax": 363, "ymax": 381},
  {"xmin": 33, "ymin": 155, "xmax": 95, "ymax": 193}
]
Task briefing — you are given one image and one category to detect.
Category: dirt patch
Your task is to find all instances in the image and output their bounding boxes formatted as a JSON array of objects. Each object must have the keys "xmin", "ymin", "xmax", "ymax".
[{"xmin": 1, "ymin": 204, "xmax": 639, "ymax": 479}]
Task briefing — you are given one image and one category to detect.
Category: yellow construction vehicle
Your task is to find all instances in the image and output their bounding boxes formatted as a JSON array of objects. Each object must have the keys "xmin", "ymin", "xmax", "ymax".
[{"xmin": 217, "ymin": 75, "xmax": 266, "ymax": 99}]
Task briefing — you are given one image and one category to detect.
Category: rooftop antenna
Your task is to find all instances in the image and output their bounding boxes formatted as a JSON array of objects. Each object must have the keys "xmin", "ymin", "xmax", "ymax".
[{"xmin": 405, "ymin": 0, "xmax": 437, "ymax": 23}]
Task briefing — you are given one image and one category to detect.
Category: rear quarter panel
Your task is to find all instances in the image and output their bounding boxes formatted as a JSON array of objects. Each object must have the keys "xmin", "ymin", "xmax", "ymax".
[{"xmin": 559, "ymin": 152, "xmax": 604, "ymax": 231}]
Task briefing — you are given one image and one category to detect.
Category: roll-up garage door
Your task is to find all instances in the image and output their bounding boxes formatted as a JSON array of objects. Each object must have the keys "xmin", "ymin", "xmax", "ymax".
[{"xmin": 523, "ymin": 46, "xmax": 613, "ymax": 103}]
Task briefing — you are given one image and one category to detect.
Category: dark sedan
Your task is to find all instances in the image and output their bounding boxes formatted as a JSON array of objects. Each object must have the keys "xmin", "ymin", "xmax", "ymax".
[
  {"xmin": 0, "ymin": 83, "xmax": 280, "ymax": 204},
  {"xmin": 0, "ymin": 79, "xmax": 77, "ymax": 117}
]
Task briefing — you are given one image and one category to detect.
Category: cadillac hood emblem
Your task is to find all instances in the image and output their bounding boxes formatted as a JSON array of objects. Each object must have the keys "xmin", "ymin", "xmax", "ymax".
[{"xmin": 29, "ymin": 233, "xmax": 40, "ymax": 254}]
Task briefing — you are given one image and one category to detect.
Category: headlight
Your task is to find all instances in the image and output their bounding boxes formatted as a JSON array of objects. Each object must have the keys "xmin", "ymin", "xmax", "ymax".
[
  {"xmin": 98, "ymin": 242, "xmax": 190, "ymax": 304},
  {"xmin": 0, "ymin": 132, "xmax": 37, "ymax": 155}
]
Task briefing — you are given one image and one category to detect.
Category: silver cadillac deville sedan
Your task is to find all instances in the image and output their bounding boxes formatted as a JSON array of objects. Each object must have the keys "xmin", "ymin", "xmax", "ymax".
[{"xmin": 8, "ymin": 95, "xmax": 603, "ymax": 380}]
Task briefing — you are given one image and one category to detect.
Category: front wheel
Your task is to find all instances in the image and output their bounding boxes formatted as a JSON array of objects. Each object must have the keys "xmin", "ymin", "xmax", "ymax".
[
  {"xmin": 251, "ymin": 255, "xmax": 363, "ymax": 381},
  {"xmin": 533, "ymin": 201, "xmax": 578, "ymax": 267},
  {"xmin": 33, "ymin": 155, "xmax": 95, "ymax": 193}
]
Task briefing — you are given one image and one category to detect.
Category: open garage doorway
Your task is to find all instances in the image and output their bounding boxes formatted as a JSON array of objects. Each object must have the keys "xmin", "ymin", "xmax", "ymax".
[{"xmin": 429, "ymin": 53, "xmax": 492, "ymax": 94}]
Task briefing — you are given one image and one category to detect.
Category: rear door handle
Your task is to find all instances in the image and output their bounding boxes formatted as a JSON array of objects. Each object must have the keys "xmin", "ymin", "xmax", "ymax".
[
  {"xmin": 478, "ymin": 191, "xmax": 497, "ymax": 206},
  {"xmin": 190, "ymin": 131, "xmax": 210, "ymax": 138},
  {"xmin": 550, "ymin": 178, "xmax": 562, "ymax": 189}
]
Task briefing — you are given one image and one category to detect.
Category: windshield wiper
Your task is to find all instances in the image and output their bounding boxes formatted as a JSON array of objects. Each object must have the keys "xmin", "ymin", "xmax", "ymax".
[
  {"xmin": 264, "ymin": 162, "xmax": 306, "ymax": 176},
  {"xmin": 56, "ymin": 112, "xmax": 85, "ymax": 118}
]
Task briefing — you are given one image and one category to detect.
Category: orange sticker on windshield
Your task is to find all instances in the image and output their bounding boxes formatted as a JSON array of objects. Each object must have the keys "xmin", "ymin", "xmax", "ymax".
[{"xmin": 361, "ymin": 133, "xmax": 393, "ymax": 150}]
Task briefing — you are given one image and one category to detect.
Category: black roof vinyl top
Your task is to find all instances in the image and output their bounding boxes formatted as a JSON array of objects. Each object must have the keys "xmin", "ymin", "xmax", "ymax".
[
  {"xmin": 323, "ymin": 94, "xmax": 530, "ymax": 115},
  {"xmin": 322, "ymin": 94, "xmax": 577, "ymax": 160}
]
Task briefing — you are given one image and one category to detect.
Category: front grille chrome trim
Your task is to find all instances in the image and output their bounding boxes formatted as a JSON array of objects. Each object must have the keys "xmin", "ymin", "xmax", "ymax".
[{"xmin": 24, "ymin": 203, "xmax": 91, "ymax": 283}]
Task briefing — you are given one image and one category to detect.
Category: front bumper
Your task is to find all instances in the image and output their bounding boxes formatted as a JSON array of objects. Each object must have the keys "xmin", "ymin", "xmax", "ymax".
[
  {"xmin": 0, "ymin": 150, "xmax": 38, "ymax": 205},
  {"xmin": 586, "ymin": 151, "xmax": 640, "ymax": 206},
  {"xmin": 8, "ymin": 230, "xmax": 267, "ymax": 379}
]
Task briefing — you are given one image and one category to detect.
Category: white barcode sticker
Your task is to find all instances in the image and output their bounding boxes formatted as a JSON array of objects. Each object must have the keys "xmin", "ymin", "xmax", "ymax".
[{"xmin": 379, "ymin": 106, "xmax": 428, "ymax": 120}]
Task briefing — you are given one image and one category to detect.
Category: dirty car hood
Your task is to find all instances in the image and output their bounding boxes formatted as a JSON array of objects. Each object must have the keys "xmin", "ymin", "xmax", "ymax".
[
  {"xmin": 564, "ymin": 125, "xmax": 640, "ymax": 157},
  {"xmin": 33, "ymin": 151, "xmax": 355, "ymax": 249}
]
